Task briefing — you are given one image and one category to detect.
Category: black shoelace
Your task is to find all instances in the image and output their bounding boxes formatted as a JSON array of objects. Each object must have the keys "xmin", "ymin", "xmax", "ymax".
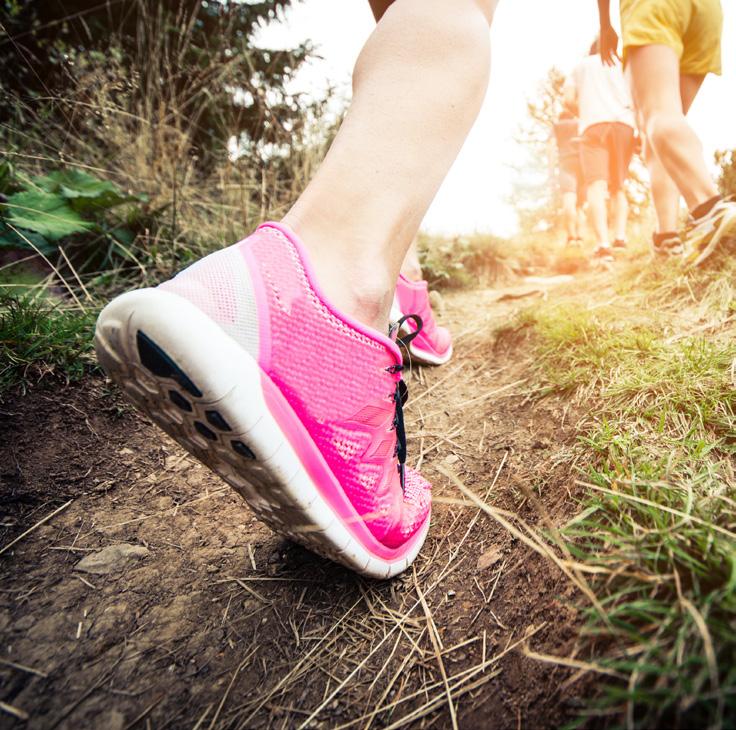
[{"xmin": 388, "ymin": 314, "xmax": 423, "ymax": 491}]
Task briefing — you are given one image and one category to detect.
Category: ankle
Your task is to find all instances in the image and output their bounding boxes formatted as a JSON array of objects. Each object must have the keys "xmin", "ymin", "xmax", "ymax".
[
  {"xmin": 281, "ymin": 214, "xmax": 395, "ymax": 333},
  {"xmin": 341, "ymin": 272, "xmax": 395, "ymax": 332},
  {"xmin": 399, "ymin": 261, "xmax": 423, "ymax": 282}
]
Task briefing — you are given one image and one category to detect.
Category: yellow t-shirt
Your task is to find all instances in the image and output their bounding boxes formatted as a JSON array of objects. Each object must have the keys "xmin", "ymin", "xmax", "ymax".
[{"xmin": 620, "ymin": 0, "xmax": 723, "ymax": 75}]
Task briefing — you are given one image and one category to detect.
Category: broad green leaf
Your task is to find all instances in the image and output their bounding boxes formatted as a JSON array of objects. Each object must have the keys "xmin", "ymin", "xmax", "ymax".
[
  {"xmin": 3, "ymin": 191, "xmax": 93, "ymax": 240},
  {"xmin": 109, "ymin": 226, "xmax": 135, "ymax": 247},
  {"xmin": 33, "ymin": 169, "xmax": 136, "ymax": 212},
  {"xmin": 0, "ymin": 222, "xmax": 56, "ymax": 255}
]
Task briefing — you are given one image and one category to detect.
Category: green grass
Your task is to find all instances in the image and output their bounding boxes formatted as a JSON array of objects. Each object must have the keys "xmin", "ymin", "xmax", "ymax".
[
  {"xmin": 0, "ymin": 293, "xmax": 98, "ymax": 396},
  {"xmin": 514, "ymin": 263, "xmax": 736, "ymax": 729},
  {"xmin": 418, "ymin": 232, "xmax": 512, "ymax": 290}
]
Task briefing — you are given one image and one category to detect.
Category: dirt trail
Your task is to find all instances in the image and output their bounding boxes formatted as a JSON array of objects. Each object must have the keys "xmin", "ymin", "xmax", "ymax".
[{"xmin": 1, "ymin": 276, "xmax": 594, "ymax": 730}]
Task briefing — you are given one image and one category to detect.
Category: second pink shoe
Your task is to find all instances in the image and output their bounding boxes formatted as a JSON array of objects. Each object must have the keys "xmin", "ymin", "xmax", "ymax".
[
  {"xmin": 94, "ymin": 223, "xmax": 431, "ymax": 578},
  {"xmin": 393, "ymin": 274, "xmax": 453, "ymax": 366}
]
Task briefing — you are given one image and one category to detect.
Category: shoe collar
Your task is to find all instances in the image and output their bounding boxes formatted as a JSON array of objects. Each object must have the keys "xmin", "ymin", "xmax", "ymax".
[
  {"xmin": 258, "ymin": 222, "xmax": 403, "ymax": 365},
  {"xmin": 398, "ymin": 273, "xmax": 429, "ymax": 291}
]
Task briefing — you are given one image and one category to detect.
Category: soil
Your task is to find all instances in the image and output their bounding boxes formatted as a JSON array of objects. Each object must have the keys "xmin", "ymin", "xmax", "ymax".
[{"xmin": 0, "ymin": 280, "xmax": 600, "ymax": 730}]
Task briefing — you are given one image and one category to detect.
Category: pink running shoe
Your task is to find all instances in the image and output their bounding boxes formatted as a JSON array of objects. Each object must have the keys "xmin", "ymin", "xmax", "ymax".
[
  {"xmin": 392, "ymin": 274, "xmax": 453, "ymax": 366},
  {"xmin": 94, "ymin": 223, "xmax": 431, "ymax": 578}
]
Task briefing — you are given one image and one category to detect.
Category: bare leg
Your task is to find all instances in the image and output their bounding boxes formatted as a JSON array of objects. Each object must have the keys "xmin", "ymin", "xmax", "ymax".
[
  {"xmin": 627, "ymin": 45, "xmax": 717, "ymax": 212},
  {"xmin": 643, "ymin": 135, "xmax": 681, "ymax": 232},
  {"xmin": 400, "ymin": 237, "xmax": 423, "ymax": 281},
  {"xmin": 283, "ymin": 0, "xmax": 496, "ymax": 330},
  {"xmin": 577, "ymin": 205, "xmax": 587, "ymax": 240},
  {"xmin": 630, "ymin": 67, "xmax": 706, "ymax": 232},
  {"xmin": 587, "ymin": 180, "xmax": 610, "ymax": 246},
  {"xmin": 562, "ymin": 192, "xmax": 579, "ymax": 240},
  {"xmin": 612, "ymin": 189, "xmax": 628, "ymax": 241}
]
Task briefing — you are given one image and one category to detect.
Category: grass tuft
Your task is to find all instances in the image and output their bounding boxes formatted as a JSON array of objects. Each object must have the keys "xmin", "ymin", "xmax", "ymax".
[
  {"xmin": 0, "ymin": 294, "xmax": 97, "ymax": 396},
  {"xmin": 515, "ymin": 263, "xmax": 736, "ymax": 729}
]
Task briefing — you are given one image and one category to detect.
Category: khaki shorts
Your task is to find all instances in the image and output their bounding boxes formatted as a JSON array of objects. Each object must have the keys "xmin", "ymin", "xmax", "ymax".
[
  {"xmin": 620, "ymin": 0, "xmax": 723, "ymax": 76},
  {"xmin": 580, "ymin": 123, "xmax": 635, "ymax": 194}
]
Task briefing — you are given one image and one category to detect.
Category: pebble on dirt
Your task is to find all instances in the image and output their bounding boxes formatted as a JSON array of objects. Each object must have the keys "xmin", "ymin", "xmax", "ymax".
[
  {"xmin": 74, "ymin": 544, "xmax": 150, "ymax": 574},
  {"xmin": 476, "ymin": 546, "xmax": 503, "ymax": 571}
]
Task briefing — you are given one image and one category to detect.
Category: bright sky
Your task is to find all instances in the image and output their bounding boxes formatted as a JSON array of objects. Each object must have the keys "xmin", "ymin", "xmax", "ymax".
[{"xmin": 257, "ymin": 0, "xmax": 736, "ymax": 236}]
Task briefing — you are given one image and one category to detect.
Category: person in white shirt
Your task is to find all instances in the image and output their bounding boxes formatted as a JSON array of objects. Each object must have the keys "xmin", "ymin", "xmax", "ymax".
[
  {"xmin": 599, "ymin": 0, "xmax": 735, "ymax": 266},
  {"xmin": 565, "ymin": 38, "xmax": 636, "ymax": 262},
  {"xmin": 549, "ymin": 109, "xmax": 586, "ymax": 247}
]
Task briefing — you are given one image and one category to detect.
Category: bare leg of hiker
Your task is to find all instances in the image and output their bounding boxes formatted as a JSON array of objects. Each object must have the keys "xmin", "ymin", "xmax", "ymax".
[
  {"xmin": 611, "ymin": 189, "xmax": 628, "ymax": 242},
  {"xmin": 283, "ymin": 0, "xmax": 496, "ymax": 331},
  {"xmin": 627, "ymin": 47, "xmax": 716, "ymax": 211},
  {"xmin": 562, "ymin": 192, "xmax": 579, "ymax": 241},
  {"xmin": 400, "ymin": 238, "xmax": 424, "ymax": 282},
  {"xmin": 632, "ymin": 64, "xmax": 708, "ymax": 235},
  {"xmin": 587, "ymin": 180, "xmax": 610, "ymax": 247},
  {"xmin": 644, "ymin": 136, "xmax": 680, "ymax": 233}
]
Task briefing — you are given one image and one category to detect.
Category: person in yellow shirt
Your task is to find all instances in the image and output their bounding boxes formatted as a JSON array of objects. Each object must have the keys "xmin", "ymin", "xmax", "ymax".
[{"xmin": 597, "ymin": 0, "xmax": 736, "ymax": 265}]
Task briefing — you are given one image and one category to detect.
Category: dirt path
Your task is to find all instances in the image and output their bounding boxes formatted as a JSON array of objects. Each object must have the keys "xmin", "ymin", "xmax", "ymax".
[{"xmin": 1, "ymin": 278, "xmax": 594, "ymax": 730}]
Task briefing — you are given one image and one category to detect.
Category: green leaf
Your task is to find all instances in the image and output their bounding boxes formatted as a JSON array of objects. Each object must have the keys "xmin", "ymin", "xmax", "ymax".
[
  {"xmin": 32, "ymin": 170, "xmax": 137, "ymax": 213},
  {"xmin": 0, "ymin": 159, "xmax": 15, "ymax": 195},
  {"xmin": 109, "ymin": 226, "xmax": 135, "ymax": 247},
  {"xmin": 2, "ymin": 191, "xmax": 93, "ymax": 240},
  {"xmin": 0, "ymin": 222, "xmax": 56, "ymax": 255}
]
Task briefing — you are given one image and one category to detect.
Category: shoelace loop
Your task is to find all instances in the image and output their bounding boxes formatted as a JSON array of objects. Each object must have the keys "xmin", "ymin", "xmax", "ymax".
[
  {"xmin": 395, "ymin": 313, "xmax": 423, "ymax": 350},
  {"xmin": 387, "ymin": 314, "xmax": 423, "ymax": 492}
]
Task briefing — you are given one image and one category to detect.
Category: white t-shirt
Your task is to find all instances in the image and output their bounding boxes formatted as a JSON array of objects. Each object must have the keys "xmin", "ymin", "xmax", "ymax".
[{"xmin": 569, "ymin": 55, "xmax": 635, "ymax": 133}]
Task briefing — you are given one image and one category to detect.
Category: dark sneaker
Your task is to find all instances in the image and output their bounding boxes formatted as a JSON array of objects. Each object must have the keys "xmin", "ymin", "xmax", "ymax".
[
  {"xmin": 652, "ymin": 232, "xmax": 684, "ymax": 258},
  {"xmin": 593, "ymin": 245, "xmax": 614, "ymax": 263},
  {"xmin": 684, "ymin": 197, "xmax": 736, "ymax": 267}
]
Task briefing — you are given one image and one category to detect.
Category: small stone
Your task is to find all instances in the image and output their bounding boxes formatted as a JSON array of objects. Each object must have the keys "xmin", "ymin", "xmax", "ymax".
[
  {"xmin": 99, "ymin": 710, "xmax": 126, "ymax": 730},
  {"xmin": 443, "ymin": 454, "xmax": 460, "ymax": 465},
  {"xmin": 477, "ymin": 547, "xmax": 502, "ymax": 571},
  {"xmin": 74, "ymin": 544, "xmax": 149, "ymax": 575},
  {"xmin": 447, "ymin": 589, "xmax": 456, "ymax": 599}
]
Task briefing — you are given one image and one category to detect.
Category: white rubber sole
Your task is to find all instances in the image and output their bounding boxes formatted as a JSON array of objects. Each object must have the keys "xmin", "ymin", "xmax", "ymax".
[
  {"xmin": 407, "ymin": 341, "xmax": 453, "ymax": 366},
  {"xmin": 94, "ymin": 288, "xmax": 428, "ymax": 579}
]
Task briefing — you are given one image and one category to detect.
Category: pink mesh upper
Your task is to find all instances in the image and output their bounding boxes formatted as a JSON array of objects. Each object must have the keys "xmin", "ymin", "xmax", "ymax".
[
  {"xmin": 245, "ymin": 224, "xmax": 430, "ymax": 548},
  {"xmin": 395, "ymin": 275, "xmax": 452, "ymax": 358}
]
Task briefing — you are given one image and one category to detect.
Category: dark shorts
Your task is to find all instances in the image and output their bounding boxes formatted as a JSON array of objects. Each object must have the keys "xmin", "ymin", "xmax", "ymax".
[
  {"xmin": 559, "ymin": 156, "xmax": 585, "ymax": 207},
  {"xmin": 580, "ymin": 122, "xmax": 635, "ymax": 193}
]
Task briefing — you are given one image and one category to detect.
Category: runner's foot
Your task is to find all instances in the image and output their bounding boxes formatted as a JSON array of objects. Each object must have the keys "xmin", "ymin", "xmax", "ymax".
[
  {"xmin": 392, "ymin": 274, "xmax": 453, "ymax": 366},
  {"xmin": 684, "ymin": 196, "xmax": 736, "ymax": 268},
  {"xmin": 95, "ymin": 223, "xmax": 431, "ymax": 578},
  {"xmin": 593, "ymin": 245, "xmax": 614, "ymax": 264},
  {"xmin": 612, "ymin": 238, "xmax": 627, "ymax": 250},
  {"xmin": 652, "ymin": 231, "xmax": 684, "ymax": 258}
]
